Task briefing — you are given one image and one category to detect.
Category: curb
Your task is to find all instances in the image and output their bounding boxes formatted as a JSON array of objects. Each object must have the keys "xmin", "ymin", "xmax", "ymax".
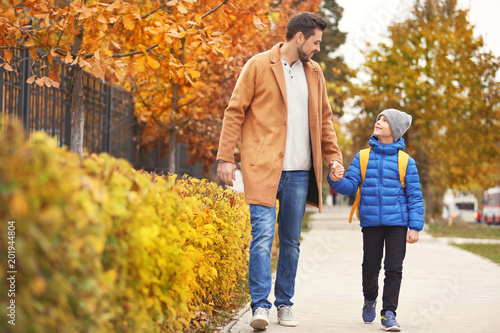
[{"xmin": 219, "ymin": 301, "xmax": 251, "ymax": 333}]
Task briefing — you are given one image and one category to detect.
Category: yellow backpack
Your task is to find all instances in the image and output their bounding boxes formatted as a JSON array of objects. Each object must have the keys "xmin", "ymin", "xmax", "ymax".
[{"xmin": 348, "ymin": 148, "xmax": 409, "ymax": 223}]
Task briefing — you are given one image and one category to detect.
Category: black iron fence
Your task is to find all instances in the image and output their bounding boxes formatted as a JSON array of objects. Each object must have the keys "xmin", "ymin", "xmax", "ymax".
[
  {"xmin": 1, "ymin": 49, "xmax": 204, "ymax": 179},
  {"xmin": 1, "ymin": 48, "xmax": 136, "ymax": 163}
]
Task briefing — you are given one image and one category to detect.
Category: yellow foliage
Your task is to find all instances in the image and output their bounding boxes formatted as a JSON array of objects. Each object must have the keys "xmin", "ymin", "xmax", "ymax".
[{"xmin": 0, "ymin": 122, "xmax": 251, "ymax": 332}]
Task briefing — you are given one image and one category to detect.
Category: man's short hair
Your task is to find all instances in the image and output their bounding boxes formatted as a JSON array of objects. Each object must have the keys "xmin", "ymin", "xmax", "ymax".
[{"xmin": 286, "ymin": 12, "xmax": 327, "ymax": 41}]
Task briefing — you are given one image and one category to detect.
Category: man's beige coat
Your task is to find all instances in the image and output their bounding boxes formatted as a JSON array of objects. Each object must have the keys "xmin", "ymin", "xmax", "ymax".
[{"xmin": 217, "ymin": 43, "xmax": 342, "ymax": 212}]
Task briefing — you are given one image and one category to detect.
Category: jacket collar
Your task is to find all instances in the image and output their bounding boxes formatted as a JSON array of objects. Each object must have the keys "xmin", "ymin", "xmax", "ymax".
[{"xmin": 369, "ymin": 135, "xmax": 406, "ymax": 155}]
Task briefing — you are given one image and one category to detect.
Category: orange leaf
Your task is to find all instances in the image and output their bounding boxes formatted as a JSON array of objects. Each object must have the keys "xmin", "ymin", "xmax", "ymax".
[
  {"xmin": 138, "ymin": 44, "xmax": 147, "ymax": 54},
  {"xmin": 1, "ymin": 63, "xmax": 13, "ymax": 71},
  {"xmin": 49, "ymin": 65, "xmax": 59, "ymax": 83},
  {"xmin": 64, "ymin": 52, "xmax": 73, "ymax": 64},
  {"xmin": 177, "ymin": 3, "xmax": 188, "ymax": 14},
  {"xmin": 146, "ymin": 55, "xmax": 160, "ymax": 69},
  {"xmin": 134, "ymin": 56, "xmax": 147, "ymax": 72},
  {"xmin": 35, "ymin": 77, "xmax": 45, "ymax": 86},
  {"xmin": 4, "ymin": 49, "xmax": 12, "ymax": 63}
]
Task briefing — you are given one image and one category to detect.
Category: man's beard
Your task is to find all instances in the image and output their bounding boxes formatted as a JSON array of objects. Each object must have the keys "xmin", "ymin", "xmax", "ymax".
[{"xmin": 298, "ymin": 44, "xmax": 312, "ymax": 62}]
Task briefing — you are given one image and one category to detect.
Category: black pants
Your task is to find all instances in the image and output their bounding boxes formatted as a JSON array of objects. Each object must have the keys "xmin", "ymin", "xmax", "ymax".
[{"xmin": 362, "ymin": 226, "xmax": 407, "ymax": 316}]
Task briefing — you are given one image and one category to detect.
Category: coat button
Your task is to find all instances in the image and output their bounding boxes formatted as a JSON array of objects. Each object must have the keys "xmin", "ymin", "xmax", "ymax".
[{"xmin": 278, "ymin": 152, "xmax": 284, "ymax": 158}]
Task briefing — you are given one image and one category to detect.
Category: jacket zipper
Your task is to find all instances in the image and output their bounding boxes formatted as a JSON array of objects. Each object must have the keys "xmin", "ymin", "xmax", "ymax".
[{"xmin": 378, "ymin": 147, "xmax": 385, "ymax": 226}]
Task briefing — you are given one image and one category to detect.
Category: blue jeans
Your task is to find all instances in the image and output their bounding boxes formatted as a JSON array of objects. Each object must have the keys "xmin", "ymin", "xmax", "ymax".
[{"xmin": 248, "ymin": 170, "xmax": 309, "ymax": 311}]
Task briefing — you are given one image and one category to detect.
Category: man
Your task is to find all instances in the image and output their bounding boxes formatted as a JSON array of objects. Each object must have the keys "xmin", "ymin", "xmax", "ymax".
[{"xmin": 217, "ymin": 12, "xmax": 343, "ymax": 330}]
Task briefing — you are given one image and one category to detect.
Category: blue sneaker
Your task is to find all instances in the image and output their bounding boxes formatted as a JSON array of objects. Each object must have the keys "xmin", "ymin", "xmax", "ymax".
[
  {"xmin": 381, "ymin": 310, "xmax": 401, "ymax": 332},
  {"xmin": 362, "ymin": 298, "xmax": 377, "ymax": 323}
]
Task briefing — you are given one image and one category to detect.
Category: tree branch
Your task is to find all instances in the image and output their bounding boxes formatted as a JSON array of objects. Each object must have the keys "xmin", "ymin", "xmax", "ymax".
[
  {"xmin": 109, "ymin": 44, "xmax": 160, "ymax": 58},
  {"xmin": 100, "ymin": 0, "xmax": 229, "ymax": 60},
  {"xmin": 201, "ymin": 0, "xmax": 229, "ymax": 19}
]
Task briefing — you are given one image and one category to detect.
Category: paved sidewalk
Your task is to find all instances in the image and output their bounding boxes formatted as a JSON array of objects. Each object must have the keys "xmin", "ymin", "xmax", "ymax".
[{"xmin": 223, "ymin": 205, "xmax": 500, "ymax": 333}]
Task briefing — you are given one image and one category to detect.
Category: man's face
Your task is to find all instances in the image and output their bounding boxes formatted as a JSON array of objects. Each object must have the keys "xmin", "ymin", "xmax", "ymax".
[{"xmin": 297, "ymin": 28, "xmax": 322, "ymax": 62}]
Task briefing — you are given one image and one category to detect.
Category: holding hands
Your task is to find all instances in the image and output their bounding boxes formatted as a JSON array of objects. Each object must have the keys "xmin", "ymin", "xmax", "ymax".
[{"xmin": 329, "ymin": 160, "xmax": 345, "ymax": 182}]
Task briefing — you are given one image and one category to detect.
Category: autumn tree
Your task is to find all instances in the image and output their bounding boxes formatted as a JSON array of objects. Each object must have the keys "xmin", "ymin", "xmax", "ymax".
[
  {"xmin": 132, "ymin": 0, "xmax": 324, "ymax": 176},
  {"xmin": 0, "ymin": 0, "xmax": 269, "ymax": 156},
  {"xmin": 348, "ymin": 0, "xmax": 500, "ymax": 216},
  {"xmin": 314, "ymin": 0, "xmax": 353, "ymax": 117},
  {"xmin": 1, "ymin": 0, "xmax": 327, "ymax": 175}
]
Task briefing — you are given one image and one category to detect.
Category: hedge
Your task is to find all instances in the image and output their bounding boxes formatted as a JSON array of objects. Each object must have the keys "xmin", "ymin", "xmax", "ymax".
[{"xmin": 0, "ymin": 122, "xmax": 251, "ymax": 332}]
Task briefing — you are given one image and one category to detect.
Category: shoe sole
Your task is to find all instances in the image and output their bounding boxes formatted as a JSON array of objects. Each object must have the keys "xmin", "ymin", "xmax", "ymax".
[
  {"xmin": 383, "ymin": 325, "xmax": 401, "ymax": 332},
  {"xmin": 250, "ymin": 318, "xmax": 268, "ymax": 331},
  {"xmin": 278, "ymin": 320, "xmax": 298, "ymax": 327}
]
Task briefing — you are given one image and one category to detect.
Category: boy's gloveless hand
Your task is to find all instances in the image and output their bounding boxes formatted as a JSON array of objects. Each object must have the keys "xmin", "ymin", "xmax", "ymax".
[
  {"xmin": 329, "ymin": 162, "xmax": 345, "ymax": 182},
  {"xmin": 406, "ymin": 229, "xmax": 419, "ymax": 244}
]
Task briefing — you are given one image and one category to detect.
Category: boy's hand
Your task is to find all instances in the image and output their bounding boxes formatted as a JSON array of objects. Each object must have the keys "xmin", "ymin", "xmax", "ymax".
[
  {"xmin": 329, "ymin": 161, "xmax": 344, "ymax": 182},
  {"xmin": 407, "ymin": 229, "xmax": 419, "ymax": 244}
]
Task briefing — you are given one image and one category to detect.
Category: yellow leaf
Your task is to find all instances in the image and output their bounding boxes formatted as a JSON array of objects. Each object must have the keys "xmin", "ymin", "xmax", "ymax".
[
  {"xmin": 147, "ymin": 56, "xmax": 160, "ymax": 69},
  {"xmin": 145, "ymin": 297, "xmax": 155, "ymax": 309},
  {"xmin": 188, "ymin": 68, "xmax": 200, "ymax": 79},
  {"xmin": 10, "ymin": 191, "xmax": 29, "ymax": 216},
  {"xmin": 103, "ymin": 47, "xmax": 113, "ymax": 57},
  {"xmin": 134, "ymin": 56, "xmax": 147, "ymax": 72},
  {"xmin": 29, "ymin": 276, "xmax": 47, "ymax": 296},
  {"xmin": 138, "ymin": 44, "xmax": 147, "ymax": 54}
]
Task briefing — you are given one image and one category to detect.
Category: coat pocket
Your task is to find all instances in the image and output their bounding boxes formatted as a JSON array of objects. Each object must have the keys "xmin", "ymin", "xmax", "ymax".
[{"xmin": 251, "ymin": 135, "xmax": 267, "ymax": 166}]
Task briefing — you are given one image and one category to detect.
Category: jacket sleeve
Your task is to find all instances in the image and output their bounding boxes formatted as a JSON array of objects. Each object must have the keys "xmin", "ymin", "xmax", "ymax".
[
  {"xmin": 404, "ymin": 157, "xmax": 424, "ymax": 231},
  {"xmin": 327, "ymin": 152, "xmax": 362, "ymax": 196},
  {"xmin": 216, "ymin": 60, "xmax": 256, "ymax": 163}
]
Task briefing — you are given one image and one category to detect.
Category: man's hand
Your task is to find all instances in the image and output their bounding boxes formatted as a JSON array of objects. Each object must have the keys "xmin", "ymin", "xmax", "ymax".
[
  {"xmin": 217, "ymin": 161, "xmax": 236, "ymax": 187},
  {"xmin": 406, "ymin": 229, "xmax": 419, "ymax": 244},
  {"xmin": 329, "ymin": 160, "xmax": 345, "ymax": 182}
]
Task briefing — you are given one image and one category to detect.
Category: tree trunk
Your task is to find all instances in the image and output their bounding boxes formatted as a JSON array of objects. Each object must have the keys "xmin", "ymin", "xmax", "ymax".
[
  {"xmin": 70, "ymin": 23, "xmax": 85, "ymax": 156},
  {"xmin": 167, "ymin": 129, "xmax": 176, "ymax": 173}
]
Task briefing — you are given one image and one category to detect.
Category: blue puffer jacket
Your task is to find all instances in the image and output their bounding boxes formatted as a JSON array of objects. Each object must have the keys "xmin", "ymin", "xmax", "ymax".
[{"xmin": 328, "ymin": 135, "xmax": 424, "ymax": 231}]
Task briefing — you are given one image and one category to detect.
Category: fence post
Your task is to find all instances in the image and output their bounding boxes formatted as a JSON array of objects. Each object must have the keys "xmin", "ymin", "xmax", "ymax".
[
  {"xmin": 19, "ymin": 48, "xmax": 31, "ymax": 136},
  {"xmin": 102, "ymin": 83, "xmax": 112, "ymax": 153}
]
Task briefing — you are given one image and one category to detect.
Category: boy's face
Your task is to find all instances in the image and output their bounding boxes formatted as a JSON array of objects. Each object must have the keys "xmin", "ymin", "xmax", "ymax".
[{"xmin": 374, "ymin": 115, "xmax": 394, "ymax": 143}]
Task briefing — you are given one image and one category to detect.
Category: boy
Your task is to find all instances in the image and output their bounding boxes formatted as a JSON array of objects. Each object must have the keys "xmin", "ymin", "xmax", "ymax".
[{"xmin": 328, "ymin": 108, "xmax": 424, "ymax": 332}]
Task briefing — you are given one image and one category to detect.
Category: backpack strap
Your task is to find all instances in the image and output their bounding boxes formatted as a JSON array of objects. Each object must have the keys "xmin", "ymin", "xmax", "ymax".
[
  {"xmin": 398, "ymin": 150, "xmax": 409, "ymax": 189},
  {"xmin": 348, "ymin": 148, "xmax": 371, "ymax": 223}
]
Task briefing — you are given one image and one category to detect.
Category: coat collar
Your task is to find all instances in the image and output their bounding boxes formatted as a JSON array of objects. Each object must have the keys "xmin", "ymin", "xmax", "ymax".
[
  {"xmin": 369, "ymin": 135, "xmax": 406, "ymax": 155},
  {"xmin": 270, "ymin": 43, "xmax": 320, "ymax": 116},
  {"xmin": 270, "ymin": 42, "xmax": 319, "ymax": 72}
]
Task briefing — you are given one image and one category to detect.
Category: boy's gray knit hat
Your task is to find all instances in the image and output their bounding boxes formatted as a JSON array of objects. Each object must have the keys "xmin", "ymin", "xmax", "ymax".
[{"xmin": 377, "ymin": 108, "xmax": 412, "ymax": 142}]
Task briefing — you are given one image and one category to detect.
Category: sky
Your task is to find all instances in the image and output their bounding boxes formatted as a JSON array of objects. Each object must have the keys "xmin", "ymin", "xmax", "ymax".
[{"xmin": 335, "ymin": 0, "xmax": 500, "ymax": 68}]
